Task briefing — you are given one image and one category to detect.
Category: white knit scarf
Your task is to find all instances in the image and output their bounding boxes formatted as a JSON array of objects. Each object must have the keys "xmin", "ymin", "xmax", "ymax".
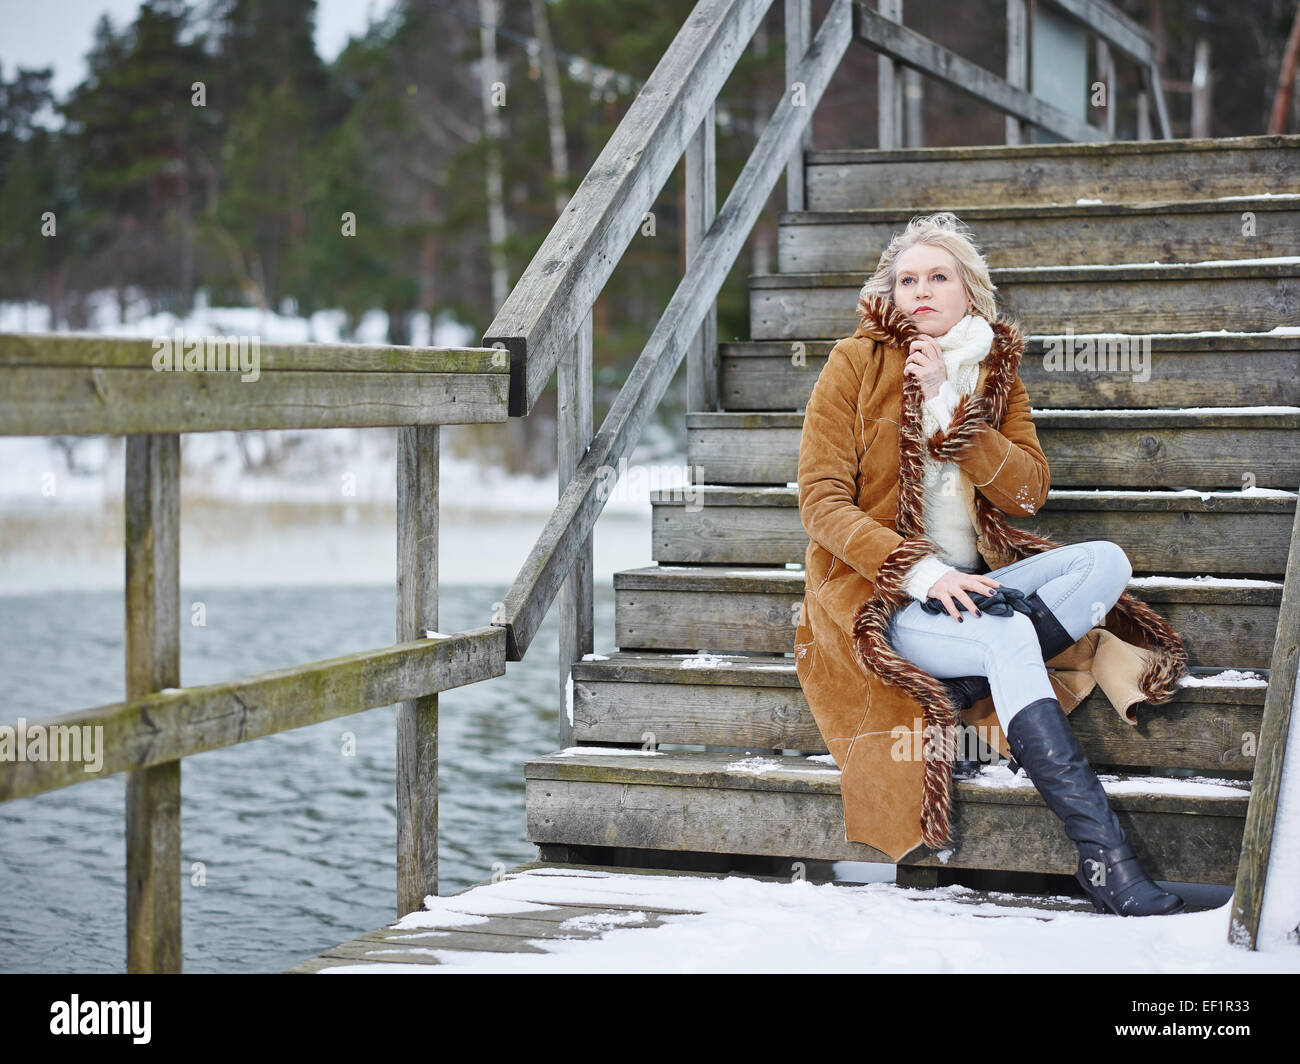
[{"xmin": 918, "ymin": 312, "xmax": 995, "ymax": 445}]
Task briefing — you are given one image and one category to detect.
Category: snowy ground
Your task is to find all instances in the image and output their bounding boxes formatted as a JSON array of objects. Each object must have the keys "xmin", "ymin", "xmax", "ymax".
[{"xmin": 314, "ymin": 865, "xmax": 1300, "ymax": 974}]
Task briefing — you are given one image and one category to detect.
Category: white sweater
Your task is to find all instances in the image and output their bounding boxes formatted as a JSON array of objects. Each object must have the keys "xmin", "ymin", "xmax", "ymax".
[{"xmin": 900, "ymin": 313, "xmax": 995, "ymax": 601}]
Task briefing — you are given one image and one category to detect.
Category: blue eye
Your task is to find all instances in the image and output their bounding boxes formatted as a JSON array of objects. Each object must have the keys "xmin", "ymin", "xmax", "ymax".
[{"xmin": 934, "ymin": 272, "xmax": 947, "ymax": 280}]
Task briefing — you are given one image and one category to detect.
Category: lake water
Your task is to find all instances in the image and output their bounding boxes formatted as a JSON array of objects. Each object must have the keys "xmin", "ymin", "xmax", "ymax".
[{"xmin": 0, "ymin": 583, "xmax": 618, "ymax": 974}]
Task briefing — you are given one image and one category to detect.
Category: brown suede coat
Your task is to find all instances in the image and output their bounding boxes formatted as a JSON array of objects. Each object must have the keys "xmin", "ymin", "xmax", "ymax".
[{"xmin": 793, "ymin": 293, "xmax": 1189, "ymax": 861}]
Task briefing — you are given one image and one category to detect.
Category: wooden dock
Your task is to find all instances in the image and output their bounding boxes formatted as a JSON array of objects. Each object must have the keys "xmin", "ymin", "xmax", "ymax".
[{"xmin": 283, "ymin": 860, "xmax": 1205, "ymax": 973}]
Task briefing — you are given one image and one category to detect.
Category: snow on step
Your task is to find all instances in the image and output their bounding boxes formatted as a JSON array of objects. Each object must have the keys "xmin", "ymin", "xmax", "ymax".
[{"xmin": 964, "ymin": 765, "xmax": 1249, "ymax": 797}]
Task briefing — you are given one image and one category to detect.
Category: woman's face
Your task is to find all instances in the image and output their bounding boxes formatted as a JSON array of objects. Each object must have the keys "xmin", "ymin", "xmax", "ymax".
[{"xmin": 892, "ymin": 243, "xmax": 972, "ymax": 337}]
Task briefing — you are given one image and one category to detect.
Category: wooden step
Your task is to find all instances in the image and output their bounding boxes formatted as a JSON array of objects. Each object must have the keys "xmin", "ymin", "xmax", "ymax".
[
  {"xmin": 613, "ymin": 565, "xmax": 1282, "ymax": 667},
  {"xmin": 525, "ymin": 748, "xmax": 1250, "ymax": 883},
  {"xmin": 720, "ymin": 333, "xmax": 1300, "ymax": 411},
  {"xmin": 686, "ymin": 409, "xmax": 1300, "ymax": 489},
  {"xmin": 750, "ymin": 261, "xmax": 1300, "ymax": 338},
  {"xmin": 649, "ymin": 485, "xmax": 1297, "ymax": 576},
  {"xmin": 570, "ymin": 651, "xmax": 1266, "ymax": 775},
  {"xmin": 804, "ymin": 134, "xmax": 1300, "ymax": 210},
  {"xmin": 779, "ymin": 196, "xmax": 1300, "ymax": 271}
]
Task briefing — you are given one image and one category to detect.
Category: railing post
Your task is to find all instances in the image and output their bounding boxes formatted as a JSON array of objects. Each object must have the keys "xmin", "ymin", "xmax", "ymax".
[
  {"xmin": 1006, "ymin": 0, "xmax": 1028, "ymax": 144},
  {"xmin": 396, "ymin": 424, "xmax": 439, "ymax": 914},
  {"xmin": 1095, "ymin": 37, "xmax": 1116, "ymax": 139},
  {"xmin": 877, "ymin": 0, "xmax": 904, "ymax": 149},
  {"xmin": 785, "ymin": 0, "xmax": 811, "ymax": 210},
  {"xmin": 1142, "ymin": 57, "xmax": 1172, "ymax": 139},
  {"xmin": 1136, "ymin": 87, "xmax": 1151, "ymax": 139},
  {"xmin": 902, "ymin": 66, "xmax": 923, "ymax": 147},
  {"xmin": 686, "ymin": 105, "xmax": 718, "ymax": 414},
  {"xmin": 124, "ymin": 433, "xmax": 181, "ymax": 973},
  {"xmin": 1190, "ymin": 38, "xmax": 1211, "ymax": 138},
  {"xmin": 1229, "ymin": 480, "xmax": 1300, "ymax": 949},
  {"xmin": 558, "ymin": 309, "xmax": 593, "ymax": 748}
]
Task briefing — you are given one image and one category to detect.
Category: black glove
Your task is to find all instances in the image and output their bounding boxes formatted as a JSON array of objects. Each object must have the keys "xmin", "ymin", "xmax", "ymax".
[{"xmin": 919, "ymin": 584, "xmax": 1032, "ymax": 617}]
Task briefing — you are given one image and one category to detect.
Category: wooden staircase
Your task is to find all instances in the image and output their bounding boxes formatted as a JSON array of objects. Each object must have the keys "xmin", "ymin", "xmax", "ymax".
[{"xmin": 524, "ymin": 133, "xmax": 1300, "ymax": 889}]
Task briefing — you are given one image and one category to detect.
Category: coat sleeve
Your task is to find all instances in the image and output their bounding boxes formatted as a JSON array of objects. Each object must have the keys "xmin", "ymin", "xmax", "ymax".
[
  {"xmin": 925, "ymin": 371, "xmax": 1049, "ymax": 517},
  {"xmin": 798, "ymin": 338, "xmax": 906, "ymax": 582}
]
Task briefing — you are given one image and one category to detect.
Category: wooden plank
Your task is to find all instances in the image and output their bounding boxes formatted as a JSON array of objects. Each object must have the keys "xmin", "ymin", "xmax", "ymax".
[
  {"xmin": 490, "ymin": 0, "xmax": 852, "ymax": 661},
  {"xmin": 650, "ymin": 485, "xmax": 1297, "ymax": 574},
  {"xmin": 748, "ymin": 263, "xmax": 1300, "ymax": 338},
  {"xmin": 1095, "ymin": 37, "xmax": 1116, "ymax": 139},
  {"xmin": 525, "ymin": 751, "xmax": 1250, "ymax": 882},
  {"xmin": 1005, "ymin": 0, "xmax": 1028, "ymax": 145},
  {"xmin": 784, "ymin": 0, "xmax": 811, "ymax": 210},
  {"xmin": 558, "ymin": 309, "xmax": 595, "ymax": 750},
  {"xmin": 396, "ymin": 424, "xmax": 440, "ymax": 914},
  {"xmin": 686, "ymin": 102, "xmax": 719, "ymax": 413},
  {"xmin": 124, "ymin": 433, "xmax": 181, "ymax": 974},
  {"xmin": 721, "ymin": 335, "xmax": 1300, "ymax": 412},
  {"xmin": 0, "ymin": 627, "xmax": 506, "ymax": 802},
  {"xmin": 1048, "ymin": 0, "xmax": 1156, "ymax": 66},
  {"xmin": 570, "ymin": 652, "xmax": 1265, "ymax": 772},
  {"xmin": 1138, "ymin": 53, "xmax": 1173, "ymax": 140},
  {"xmin": 777, "ymin": 198, "xmax": 1300, "ymax": 271},
  {"xmin": 1230, "ymin": 480, "xmax": 1300, "ymax": 948},
  {"xmin": 875, "ymin": 0, "xmax": 902, "ymax": 150},
  {"xmin": 481, "ymin": 0, "xmax": 774, "ymax": 416},
  {"xmin": 610, "ymin": 564, "xmax": 1283, "ymax": 666},
  {"xmin": 803, "ymin": 134, "xmax": 1300, "ymax": 210},
  {"xmin": 0, "ymin": 333, "xmax": 505, "ymax": 372},
  {"xmin": 687, "ymin": 409, "xmax": 1300, "ymax": 490},
  {"xmin": 0, "ymin": 368, "xmax": 508, "ymax": 435},
  {"xmin": 855, "ymin": 3, "xmax": 1104, "ymax": 143}
]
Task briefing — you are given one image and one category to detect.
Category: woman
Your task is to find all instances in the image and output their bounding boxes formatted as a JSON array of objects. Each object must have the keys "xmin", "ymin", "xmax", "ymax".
[{"xmin": 793, "ymin": 212, "xmax": 1190, "ymax": 916}]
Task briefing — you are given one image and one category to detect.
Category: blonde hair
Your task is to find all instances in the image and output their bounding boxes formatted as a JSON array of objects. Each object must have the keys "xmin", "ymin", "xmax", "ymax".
[{"xmin": 859, "ymin": 211, "xmax": 997, "ymax": 321}]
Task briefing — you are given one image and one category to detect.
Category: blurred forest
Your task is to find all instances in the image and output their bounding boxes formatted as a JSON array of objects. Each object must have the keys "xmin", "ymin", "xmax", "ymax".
[{"xmin": 1, "ymin": 0, "xmax": 1298, "ymax": 474}]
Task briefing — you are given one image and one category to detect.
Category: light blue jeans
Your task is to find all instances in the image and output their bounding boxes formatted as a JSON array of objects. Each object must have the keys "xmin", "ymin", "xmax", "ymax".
[{"xmin": 886, "ymin": 540, "xmax": 1133, "ymax": 732}]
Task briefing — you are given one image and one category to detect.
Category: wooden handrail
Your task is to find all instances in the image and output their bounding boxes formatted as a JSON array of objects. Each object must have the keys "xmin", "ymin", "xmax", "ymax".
[
  {"xmin": 1048, "ymin": 0, "xmax": 1156, "ymax": 68},
  {"xmin": 1046, "ymin": 0, "xmax": 1172, "ymax": 138},
  {"xmin": 0, "ymin": 333, "xmax": 507, "ymax": 435},
  {"xmin": 490, "ymin": 0, "xmax": 852, "ymax": 662},
  {"xmin": 1229, "ymin": 480, "xmax": 1300, "ymax": 949},
  {"xmin": 857, "ymin": 3, "xmax": 1104, "ymax": 143},
  {"xmin": 0, "ymin": 629, "xmax": 505, "ymax": 803},
  {"xmin": 482, "ymin": 0, "xmax": 774, "ymax": 419}
]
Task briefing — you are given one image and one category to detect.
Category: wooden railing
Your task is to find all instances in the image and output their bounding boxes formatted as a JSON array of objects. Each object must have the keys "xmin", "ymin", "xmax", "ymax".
[
  {"xmin": 1230, "ymin": 488, "xmax": 1300, "ymax": 949},
  {"xmin": 868, "ymin": 0, "xmax": 1171, "ymax": 148},
  {"xmin": 0, "ymin": 333, "xmax": 510, "ymax": 970}
]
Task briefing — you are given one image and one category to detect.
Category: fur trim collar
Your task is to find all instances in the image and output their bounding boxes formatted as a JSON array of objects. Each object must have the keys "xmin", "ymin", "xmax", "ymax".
[{"xmin": 847, "ymin": 294, "xmax": 1190, "ymax": 854}]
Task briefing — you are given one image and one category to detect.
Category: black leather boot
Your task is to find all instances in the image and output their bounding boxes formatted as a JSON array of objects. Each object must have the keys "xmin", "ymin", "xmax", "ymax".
[
  {"xmin": 1005, "ymin": 696, "xmax": 1184, "ymax": 916},
  {"xmin": 1022, "ymin": 590, "xmax": 1078, "ymax": 661},
  {"xmin": 941, "ymin": 677, "xmax": 991, "ymax": 779},
  {"xmin": 945, "ymin": 591, "xmax": 1081, "ymax": 775},
  {"xmin": 1004, "ymin": 590, "xmax": 1077, "ymax": 775}
]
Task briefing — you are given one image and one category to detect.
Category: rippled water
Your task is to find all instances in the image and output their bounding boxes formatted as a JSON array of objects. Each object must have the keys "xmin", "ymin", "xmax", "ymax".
[{"xmin": 0, "ymin": 583, "xmax": 616, "ymax": 974}]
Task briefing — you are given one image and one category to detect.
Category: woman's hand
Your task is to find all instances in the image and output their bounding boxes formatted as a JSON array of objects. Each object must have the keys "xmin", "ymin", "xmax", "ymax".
[
  {"xmin": 925, "ymin": 569, "xmax": 1002, "ymax": 622},
  {"xmin": 904, "ymin": 336, "xmax": 947, "ymax": 399}
]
